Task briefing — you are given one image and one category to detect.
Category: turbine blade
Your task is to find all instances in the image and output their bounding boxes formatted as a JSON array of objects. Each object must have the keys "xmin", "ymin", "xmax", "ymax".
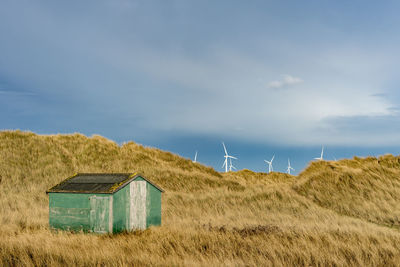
[{"xmin": 222, "ymin": 142, "xmax": 228, "ymax": 155}]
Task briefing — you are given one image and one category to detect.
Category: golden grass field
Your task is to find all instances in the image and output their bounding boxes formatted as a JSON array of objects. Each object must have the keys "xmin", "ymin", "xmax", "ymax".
[{"xmin": 1, "ymin": 130, "xmax": 400, "ymax": 266}]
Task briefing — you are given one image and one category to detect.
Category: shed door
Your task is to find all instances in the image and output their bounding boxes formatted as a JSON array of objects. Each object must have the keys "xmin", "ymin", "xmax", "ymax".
[
  {"xmin": 90, "ymin": 196, "xmax": 109, "ymax": 233},
  {"xmin": 130, "ymin": 181, "xmax": 147, "ymax": 230}
]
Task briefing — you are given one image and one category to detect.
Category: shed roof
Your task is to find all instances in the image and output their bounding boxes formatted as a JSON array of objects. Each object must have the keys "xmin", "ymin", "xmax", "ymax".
[{"xmin": 46, "ymin": 173, "xmax": 164, "ymax": 194}]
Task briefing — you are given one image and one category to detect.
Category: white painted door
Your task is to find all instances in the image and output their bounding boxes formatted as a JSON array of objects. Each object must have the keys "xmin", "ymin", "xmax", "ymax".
[{"xmin": 130, "ymin": 181, "xmax": 147, "ymax": 230}]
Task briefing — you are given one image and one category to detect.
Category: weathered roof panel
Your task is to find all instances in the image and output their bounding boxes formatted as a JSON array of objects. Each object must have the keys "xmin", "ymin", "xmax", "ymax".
[
  {"xmin": 58, "ymin": 183, "xmax": 113, "ymax": 192},
  {"xmin": 67, "ymin": 174, "xmax": 129, "ymax": 184},
  {"xmin": 46, "ymin": 173, "xmax": 164, "ymax": 194}
]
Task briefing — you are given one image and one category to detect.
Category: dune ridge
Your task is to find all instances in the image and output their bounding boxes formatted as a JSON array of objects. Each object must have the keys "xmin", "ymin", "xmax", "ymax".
[{"xmin": 0, "ymin": 130, "xmax": 399, "ymax": 266}]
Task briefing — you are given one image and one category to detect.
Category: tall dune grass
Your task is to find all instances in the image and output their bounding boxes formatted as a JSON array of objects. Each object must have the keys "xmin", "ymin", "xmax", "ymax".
[{"xmin": 0, "ymin": 130, "xmax": 400, "ymax": 266}]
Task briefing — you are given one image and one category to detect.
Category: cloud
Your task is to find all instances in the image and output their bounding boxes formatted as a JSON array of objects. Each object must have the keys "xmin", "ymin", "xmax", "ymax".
[
  {"xmin": 370, "ymin": 93, "xmax": 386, "ymax": 98},
  {"xmin": 314, "ymin": 114, "xmax": 400, "ymax": 146},
  {"xmin": 0, "ymin": 0, "xmax": 399, "ymax": 147},
  {"xmin": 0, "ymin": 90, "xmax": 36, "ymax": 96},
  {"xmin": 267, "ymin": 75, "xmax": 303, "ymax": 89}
]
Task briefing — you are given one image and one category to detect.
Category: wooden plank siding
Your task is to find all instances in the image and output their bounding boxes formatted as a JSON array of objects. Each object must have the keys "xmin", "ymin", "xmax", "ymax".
[
  {"xmin": 130, "ymin": 179, "xmax": 147, "ymax": 230},
  {"xmin": 48, "ymin": 175, "xmax": 163, "ymax": 233},
  {"xmin": 49, "ymin": 193, "xmax": 113, "ymax": 233},
  {"xmin": 146, "ymin": 181, "xmax": 162, "ymax": 227},
  {"xmin": 112, "ymin": 184, "xmax": 130, "ymax": 233},
  {"xmin": 89, "ymin": 196, "xmax": 112, "ymax": 233},
  {"xmin": 49, "ymin": 193, "xmax": 92, "ymax": 232}
]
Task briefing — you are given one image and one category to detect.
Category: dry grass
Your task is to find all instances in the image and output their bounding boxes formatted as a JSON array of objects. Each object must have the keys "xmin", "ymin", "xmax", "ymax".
[{"xmin": 1, "ymin": 130, "xmax": 400, "ymax": 266}]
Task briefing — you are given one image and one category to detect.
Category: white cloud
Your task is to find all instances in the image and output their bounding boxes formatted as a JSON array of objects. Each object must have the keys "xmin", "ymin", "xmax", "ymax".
[{"xmin": 267, "ymin": 75, "xmax": 303, "ymax": 89}]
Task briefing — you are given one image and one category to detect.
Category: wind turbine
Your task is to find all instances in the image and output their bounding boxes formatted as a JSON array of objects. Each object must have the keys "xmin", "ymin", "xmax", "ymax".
[
  {"xmin": 264, "ymin": 155, "xmax": 275, "ymax": 173},
  {"xmin": 193, "ymin": 151, "xmax": 198, "ymax": 163},
  {"xmin": 222, "ymin": 142, "xmax": 237, "ymax": 173},
  {"xmin": 287, "ymin": 158, "xmax": 295, "ymax": 174},
  {"xmin": 229, "ymin": 157, "xmax": 236, "ymax": 171},
  {"xmin": 314, "ymin": 147, "xmax": 324, "ymax": 161}
]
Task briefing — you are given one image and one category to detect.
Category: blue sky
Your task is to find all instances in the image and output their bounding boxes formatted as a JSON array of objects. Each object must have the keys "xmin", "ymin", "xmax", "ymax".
[{"xmin": 1, "ymin": 0, "xmax": 400, "ymax": 174}]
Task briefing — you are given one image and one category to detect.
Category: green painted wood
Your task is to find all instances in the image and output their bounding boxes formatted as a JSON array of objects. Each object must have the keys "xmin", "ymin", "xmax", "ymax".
[
  {"xmin": 146, "ymin": 182, "xmax": 162, "ymax": 227},
  {"xmin": 49, "ymin": 193, "xmax": 90, "ymax": 209},
  {"xmin": 89, "ymin": 196, "xmax": 110, "ymax": 233},
  {"xmin": 50, "ymin": 216, "xmax": 91, "ymax": 231},
  {"xmin": 49, "ymin": 176, "xmax": 162, "ymax": 233},
  {"xmin": 112, "ymin": 184, "xmax": 130, "ymax": 233},
  {"xmin": 49, "ymin": 193, "xmax": 92, "ymax": 231},
  {"xmin": 50, "ymin": 207, "xmax": 90, "ymax": 216},
  {"xmin": 49, "ymin": 193, "xmax": 112, "ymax": 232},
  {"xmin": 134, "ymin": 177, "xmax": 145, "ymax": 182}
]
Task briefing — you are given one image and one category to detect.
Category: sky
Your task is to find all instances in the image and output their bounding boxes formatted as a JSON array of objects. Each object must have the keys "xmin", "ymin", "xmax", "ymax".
[{"xmin": 1, "ymin": 0, "xmax": 400, "ymax": 174}]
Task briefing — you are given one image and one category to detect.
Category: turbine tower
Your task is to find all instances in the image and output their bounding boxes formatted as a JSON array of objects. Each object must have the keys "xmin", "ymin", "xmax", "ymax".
[
  {"xmin": 222, "ymin": 142, "xmax": 237, "ymax": 173},
  {"xmin": 264, "ymin": 155, "xmax": 275, "ymax": 173},
  {"xmin": 314, "ymin": 147, "xmax": 324, "ymax": 161},
  {"xmin": 287, "ymin": 158, "xmax": 295, "ymax": 174},
  {"xmin": 193, "ymin": 151, "xmax": 198, "ymax": 163}
]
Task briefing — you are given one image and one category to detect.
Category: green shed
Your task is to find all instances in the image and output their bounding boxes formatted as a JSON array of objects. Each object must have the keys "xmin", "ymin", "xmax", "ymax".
[{"xmin": 46, "ymin": 173, "xmax": 164, "ymax": 233}]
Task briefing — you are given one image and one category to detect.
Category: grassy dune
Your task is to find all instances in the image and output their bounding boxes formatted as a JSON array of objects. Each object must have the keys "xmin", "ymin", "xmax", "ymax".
[{"xmin": 1, "ymin": 130, "xmax": 400, "ymax": 266}]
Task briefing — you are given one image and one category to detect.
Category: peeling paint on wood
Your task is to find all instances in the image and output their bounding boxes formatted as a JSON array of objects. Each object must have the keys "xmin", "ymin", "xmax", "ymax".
[
  {"xmin": 50, "ymin": 207, "xmax": 90, "ymax": 216},
  {"xmin": 90, "ymin": 196, "xmax": 109, "ymax": 233},
  {"xmin": 125, "ymin": 186, "xmax": 130, "ymax": 229},
  {"xmin": 109, "ymin": 195, "xmax": 113, "ymax": 233},
  {"xmin": 130, "ymin": 181, "xmax": 147, "ymax": 230},
  {"xmin": 48, "ymin": 174, "xmax": 163, "ymax": 233}
]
